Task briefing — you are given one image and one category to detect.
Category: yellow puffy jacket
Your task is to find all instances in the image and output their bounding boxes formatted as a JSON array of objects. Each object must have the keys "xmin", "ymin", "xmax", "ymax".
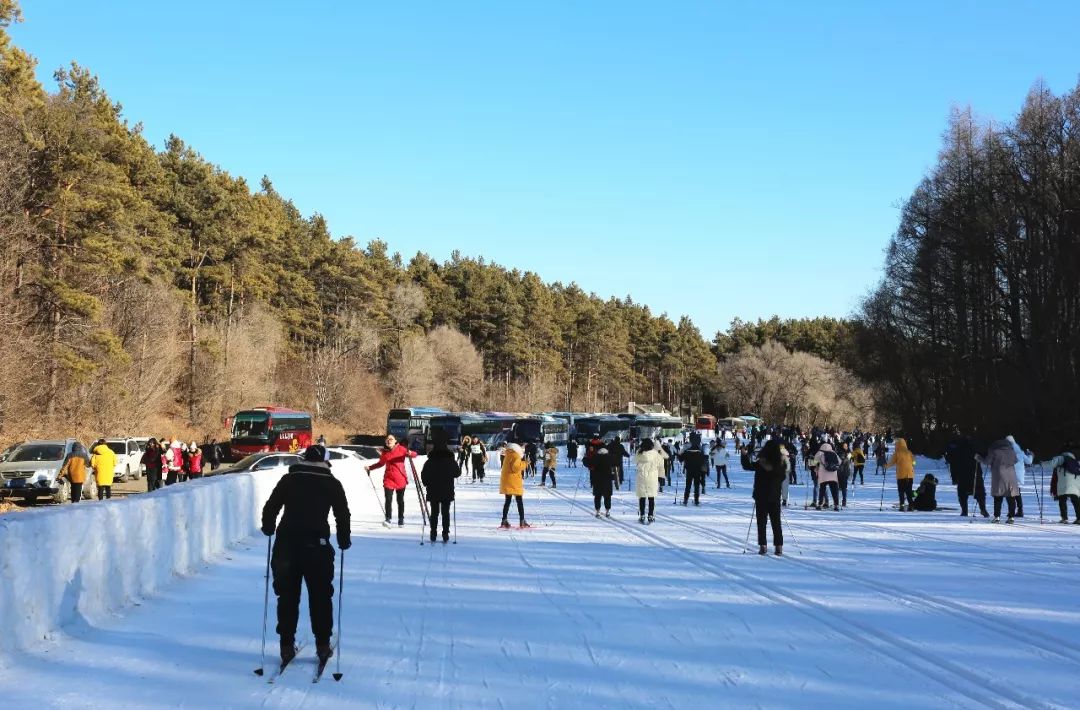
[
  {"xmin": 91, "ymin": 444, "xmax": 117, "ymax": 486},
  {"xmin": 499, "ymin": 444, "xmax": 527, "ymax": 496},
  {"xmin": 887, "ymin": 439, "xmax": 915, "ymax": 480}
]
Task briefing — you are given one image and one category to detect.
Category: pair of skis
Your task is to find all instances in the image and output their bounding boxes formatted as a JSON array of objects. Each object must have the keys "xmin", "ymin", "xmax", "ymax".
[{"xmin": 260, "ymin": 642, "xmax": 339, "ymax": 684}]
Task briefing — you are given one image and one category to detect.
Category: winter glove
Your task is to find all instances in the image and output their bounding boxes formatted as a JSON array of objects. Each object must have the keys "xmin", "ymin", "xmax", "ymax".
[
  {"xmin": 261, "ymin": 525, "xmax": 275, "ymax": 537},
  {"xmin": 338, "ymin": 537, "xmax": 351, "ymax": 551}
]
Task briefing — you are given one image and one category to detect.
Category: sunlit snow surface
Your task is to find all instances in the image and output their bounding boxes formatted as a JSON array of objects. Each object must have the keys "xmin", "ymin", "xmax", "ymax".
[{"xmin": 1, "ymin": 443, "xmax": 1077, "ymax": 709}]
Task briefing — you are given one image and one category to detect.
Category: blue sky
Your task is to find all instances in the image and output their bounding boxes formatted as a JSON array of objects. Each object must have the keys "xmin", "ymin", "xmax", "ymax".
[{"xmin": 10, "ymin": 1, "xmax": 1080, "ymax": 338}]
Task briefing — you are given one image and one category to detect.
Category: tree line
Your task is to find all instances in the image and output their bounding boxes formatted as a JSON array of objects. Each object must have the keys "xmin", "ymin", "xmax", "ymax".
[{"xmin": 854, "ymin": 82, "xmax": 1080, "ymax": 456}]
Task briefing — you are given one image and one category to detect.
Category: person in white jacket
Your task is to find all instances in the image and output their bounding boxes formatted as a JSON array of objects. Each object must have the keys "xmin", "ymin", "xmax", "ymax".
[
  {"xmin": 634, "ymin": 439, "xmax": 667, "ymax": 524},
  {"xmin": 1046, "ymin": 448, "xmax": 1080, "ymax": 524},
  {"xmin": 711, "ymin": 443, "xmax": 730, "ymax": 488},
  {"xmin": 1007, "ymin": 435, "xmax": 1033, "ymax": 518}
]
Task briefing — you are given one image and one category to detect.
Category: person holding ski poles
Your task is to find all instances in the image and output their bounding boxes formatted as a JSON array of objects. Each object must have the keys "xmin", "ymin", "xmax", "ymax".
[
  {"xmin": 366, "ymin": 434, "xmax": 417, "ymax": 527},
  {"xmin": 588, "ymin": 438, "xmax": 615, "ymax": 518},
  {"xmin": 457, "ymin": 436, "xmax": 471, "ymax": 478},
  {"xmin": 421, "ymin": 429, "xmax": 460, "ymax": 543},
  {"xmin": 635, "ymin": 438, "xmax": 665, "ymax": 523},
  {"xmin": 566, "ymin": 439, "xmax": 579, "ymax": 468},
  {"xmin": 541, "ymin": 442, "xmax": 558, "ymax": 488},
  {"xmin": 851, "ymin": 445, "xmax": 866, "ymax": 485},
  {"xmin": 679, "ymin": 434, "xmax": 708, "ymax": 506},
  {"xmin": 753, "ymin": 439, "xmax": 787, "ymax": 556},
  {"xmin": 261, "ymin": 445, "xmax": 351, "ymax": 668},
  {"xmin": 499, "ymin": 438, "xmax": 530, "ymax": 528},
  {"xmin": 1047, "ymin": 443, "xmax": 1080, "ymax": 523},
  {"xmin": 469, "ymin": 436, "xmax": 487, "ymax": 483},
  {"xmin": 884, "ymin": 438, "xmax": 916, "ymax": 511}
]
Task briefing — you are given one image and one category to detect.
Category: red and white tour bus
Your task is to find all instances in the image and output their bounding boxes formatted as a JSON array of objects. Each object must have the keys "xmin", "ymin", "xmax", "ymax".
[{"xmin": 229, "ymin": 407, "xmax": 313, "ymax": 461}]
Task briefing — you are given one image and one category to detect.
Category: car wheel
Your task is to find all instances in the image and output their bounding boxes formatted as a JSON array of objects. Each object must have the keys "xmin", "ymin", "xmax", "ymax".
[{"xmin": 53, "ymin": 479, "xmax": 71, "ymax": 505}]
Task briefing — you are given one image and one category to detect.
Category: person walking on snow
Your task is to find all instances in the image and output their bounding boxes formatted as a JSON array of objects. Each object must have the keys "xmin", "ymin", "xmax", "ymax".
[
  {"xmin": 469, "ymin": 436, "xmax": 487, "ymax": 483},
  {"xmin": 421, "ymin": 429, "xmax": 460, "ymax": 543},
  {"xmin": 499, "ymin": 439, "xmax": 530, "ymax": 528},
  {"xmin": 261, "ymin": 445, "xmax": 351, "ymax": 667},
  {"xmin": 90, "ymin": 439, "xmax": 116, "ymax": 500},
  {"xmin": 711, "ymin": 440, "xmax": 730, "ymax": 488},
  {"xmin": 978, "ymin": 438, "xmax": 1020, "ymax": 523},
  {"xmin": 566, "ymin": 439, "xmax": 579, "ymax": 468},
  {"xmin": 678, "ymin": 434, "xmax": 708, "ymax": 506},
  {"xmin": 1048, "ymin": 444, "xmax": 1080, "ymax": 523},
  {"xmin": 1006, "ymin": 435, "xmax": 1033, "ymax": 518},
  {"xmin": 58, "ymin": 443, "xmax": 90, "ymax": 503},
  {"xmin": 945, "ymin": 435, "xmax": 988, "ymax": 517},
  {"xmin": 851, "ymin": 445, "xmax": 866, "ymax": 485},
  {"xmin": 810, "ymin": 442, "xmax": 841, "ymax": 510},
  {"xmin": 366, "ymin": 434, "xmax": 417, "ymax": 527},
  {"xmin": 634, "ymin": 438, "xmax": 666, "ymax": 523},
  {"xmin": 610, "ymin": 436, "xmax": 629, "ymax": 489},
  {"xmin": 885, "ymin": 438, "xmax": 915, "ymax": 511},
  {"xmin": 753, "ymin": 439, "xmax": 787, "ymax": 556},
  {"xmin": 541, "ymin": 443, "xmax": 558, "ymax": 488}
]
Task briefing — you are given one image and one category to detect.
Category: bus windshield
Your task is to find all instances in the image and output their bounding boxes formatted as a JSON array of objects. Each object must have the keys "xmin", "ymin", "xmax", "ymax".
[{"xmin": 232, "ymin": 412, "xmax": 270, "ymax": 440}]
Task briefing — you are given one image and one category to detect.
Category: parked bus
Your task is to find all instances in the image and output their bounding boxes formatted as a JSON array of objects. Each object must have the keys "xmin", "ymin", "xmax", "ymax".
[
  {"xmin": 510, "ymin": 414, "xmax": 569, "ymax": 446},
  {"xmin": 573, "ymin": 415, "xmax": 631, "ymax": 444},
  {"xmin": 660, "ymin": 416, "xmax": 684, "ymax": 439},
  {"xmin": 229, "ymin": 407, "xmax": 312, "ymax": 460},
  {"xmin": 386, "ymin": 407, "xmax": 448, "ymax": 453},
  {"xmin": 429, "ymin": 412, "xmax": 514, "ymax": 451},
  {"xmin": 696, "ymin": 414, "xmax": 718, "ymax": 432},
  {"xmin": 542, "ymin": 412, "xmax": 581, "ymax": 440}
]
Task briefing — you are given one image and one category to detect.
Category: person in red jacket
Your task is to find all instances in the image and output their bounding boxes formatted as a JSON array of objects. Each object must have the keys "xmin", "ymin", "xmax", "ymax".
[{"xmin": 366, "ymin": 434, "xmax": 418, "ymax": 527}]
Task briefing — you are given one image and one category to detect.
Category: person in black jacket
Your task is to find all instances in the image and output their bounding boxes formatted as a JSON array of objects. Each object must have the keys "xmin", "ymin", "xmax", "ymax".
[
  {"xmin": 421, "ymin": 429, "xmax": 461, "ymax": 543},
  {"xmin": 678, "ymin": 435, "xmax": 708, "ymax": 506},
  {"xmin": 946, "ymin": 435, "xmax": 988, "ymax": 518},
  {"xmin": 589, "ymin": 442, "xmax": 615, "ymax": 517},
  {"xmin": 261, "ymin": 445, "xmax": 351, "ymax": 667},
  {"xmin": 753, "ymin": 440, "xmax": 786, "ymax": 556},
  {"xmin": 610, "ymin": 437, "xmax": 629, "ymax": 489}
]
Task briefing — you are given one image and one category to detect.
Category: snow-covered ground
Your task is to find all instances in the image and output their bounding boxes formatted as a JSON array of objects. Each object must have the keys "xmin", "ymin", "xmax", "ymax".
[{"xmin": 1, "ymin": 442, "xmax": 1078, "ymax": 709}]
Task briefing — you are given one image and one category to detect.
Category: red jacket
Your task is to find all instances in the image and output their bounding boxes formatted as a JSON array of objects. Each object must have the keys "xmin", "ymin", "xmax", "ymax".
[{"xmin": 369, "ymin": 444, "xmax": 417, "ymax": 491}]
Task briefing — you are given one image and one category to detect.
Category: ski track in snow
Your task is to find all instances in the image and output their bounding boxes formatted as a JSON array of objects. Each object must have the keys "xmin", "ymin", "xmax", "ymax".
[{"xmin": 1, "ymin": 442, "xmax": 1079, "ymax": 709}]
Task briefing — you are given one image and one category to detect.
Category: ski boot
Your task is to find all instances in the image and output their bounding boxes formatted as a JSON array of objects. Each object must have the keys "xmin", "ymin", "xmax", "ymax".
[
  {"xmin": 647, "ymin": 515, "xmax": 654, "ymax": 524},
  {"xmin": 316, "ymin": 639, "xmax": 334, "ymax": 664},
  {"xmin": 638, "ymin": 515, "xmax": 646, "ymax": 524},
  {"xmin": 774, "ymin": 546, "xmax": 783, "ymax": 557},
  {"xmin": 382, "ymin": 518, "xmax": 392, "ymax": 528},
  {"xmin": 280, "ymin": 638, "xmax": 297, "ymax": 667},
  {"xmin": 758, "ymin": 545, "xmax": 767, "ymax": 555},
  {"xmin": 499, "ymin": 520, "xmax": 511, "ymax": 529},
  {"xmin": 595, "ymin": 511, "xmax": 602, "ymax": 518},
  {"xmin": 604, "ymin": 510, "xmax": 611, "ymax": 518},
  {"xmin": 519, "ymin": 521, "xmax": 532, "ymax": 529},
  {"xmin": 398, "ymin": 519, "xmax": 405, "ymax": 527}
]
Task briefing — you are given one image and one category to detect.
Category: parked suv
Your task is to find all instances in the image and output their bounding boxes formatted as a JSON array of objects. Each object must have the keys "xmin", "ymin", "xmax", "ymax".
[
  {"xmin": 0, "ymin": 439, "xmax": 96, "ymax": 504},
  {"xmin": 103, "ymin": 438, "xmax": 143, "ymax": 482}
]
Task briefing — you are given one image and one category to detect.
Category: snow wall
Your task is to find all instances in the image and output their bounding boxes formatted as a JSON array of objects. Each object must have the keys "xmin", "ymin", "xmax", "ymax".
[
  {"xmin": 0, "ymin": 472, "xmax": 280, "ymax": 657},
  {"xmin": 0, "ymin": 455, "xmax": 423, "ymax": 659}
]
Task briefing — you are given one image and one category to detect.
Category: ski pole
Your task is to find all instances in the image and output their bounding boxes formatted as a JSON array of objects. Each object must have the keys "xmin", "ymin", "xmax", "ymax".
[
  {"xmin": 253, "ymin": 535, "xmax": 272, "ymax": 676},
  {"xmin": 1037, "ymin": 463, "xmax": 1045, "ymax": 524},
  {"xmin": 779, "ymin": 504, "xmax": 803, "ymax": 555},
  {"xmin": 742, "ymin": 503, "xmax": 756, "ymax": 553},
  {"xmin": 365, "ymin": 472, "xmax": 383, "ymax": 514},
  {"xmin": 569, "ymin": 468, "xmax": 582, "ymax": 516},
  {"xmin": 452, "ymin": 499, "xmax": 457, "ymax": 544},
  {"xmin": 333, "ymin": 549, "xmax": 344, "ymax": 681}
]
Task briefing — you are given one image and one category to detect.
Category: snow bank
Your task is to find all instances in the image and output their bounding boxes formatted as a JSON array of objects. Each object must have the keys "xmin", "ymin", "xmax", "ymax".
[
  {"xmin": 0, "ymin": 455, "xmax": 418, "ymax": 658},
  {"xmin": 0, "ymin": 473, "xmax": 270, "ymax": 656}
]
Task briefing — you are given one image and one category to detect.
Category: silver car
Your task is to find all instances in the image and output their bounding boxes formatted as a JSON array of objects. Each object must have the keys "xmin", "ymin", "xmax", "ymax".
[{"xmin": 0, "ymin": 439, "xmax": 97, "ymax": 504}]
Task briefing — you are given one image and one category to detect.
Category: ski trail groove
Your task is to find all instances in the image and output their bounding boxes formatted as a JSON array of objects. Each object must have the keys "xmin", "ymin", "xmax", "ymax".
[{"xmin": 546, "ymin": 487, "xmax": 1052, "ymax": 710}]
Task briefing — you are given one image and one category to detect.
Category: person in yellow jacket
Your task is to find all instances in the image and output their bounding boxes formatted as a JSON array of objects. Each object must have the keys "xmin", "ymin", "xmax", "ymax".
[
  {"xmin": 851, "ymin": 446, "xmax": 867, "ymax": 485},
  {"xmin": 58, "ymin": 443, "xmax": 91, "ymax": 503},
  {"xmin": 541, "ymin": 443, "xmax": 558, "ymax": 488},
  {"xmin": 885, "ymin": 438, "xmax": 916, "ymax": 511},
  {"xmin": 499, "ymin": 441, "xmax": 529, "ymax": 529},
  {"xmin": 90, "ymin": 439, "xmax": 117, "ymax": 500}
]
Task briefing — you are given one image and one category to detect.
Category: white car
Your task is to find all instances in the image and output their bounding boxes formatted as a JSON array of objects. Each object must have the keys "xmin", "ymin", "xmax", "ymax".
[{"xmin": 102, "ymin": 438, "xmax": 143, "ymax": 482}]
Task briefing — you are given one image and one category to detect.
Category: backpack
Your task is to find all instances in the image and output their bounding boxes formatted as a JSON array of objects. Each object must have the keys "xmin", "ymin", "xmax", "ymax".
[
  {"xmin": 1064, "ymin": 456, "xmax": 1080, "ymax": 476},
  {"xmin": 821, "ymin": 450, "xmax": 841, "ymax": 473},
  {"xmin": 740, "ymin": 451, "xmax": 753, "ymax": 471}
]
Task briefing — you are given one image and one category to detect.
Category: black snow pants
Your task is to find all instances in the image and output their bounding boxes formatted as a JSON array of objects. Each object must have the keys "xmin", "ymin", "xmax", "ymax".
[
  {"xmin": 429, "ymin": 500, "xmax": 451, "ymax": 540},
  {"xmin": 755, "ymin": 499, "xmax": 783, "ymax": 547},
  {"xmin": 502, "ymin": 494, "xmax": 524, "ymax": 523},
  {"xmin": 897, "ymin": 479, "xmax": 914, "ymax": 508},
  {"xmin": 683, "ymin": 471, "xmax": 704, "ymax": 504},
  {"xmin": 818, "ymin": 481, "xmax": 839, "ymax": 508},
  {"xmin": 541, "ymin": 467, "xmax": 557, "ymax": 487},
  {"xmin": 993, "ymin": 495, "xmax": 1018, "ymax": 519},
  {"xmin": 638, "ymin": 497, "xmax": 655, "ymax": 517},
  {"xmin": 471, "ymin": 454, "xmax": 485, "ymax": 481},
  {"xmin": 1058, "ymin": 495, "xmax": 1080, "ymax": 521},
  {"xmin": 594, "ymin": 493, "xmax": 612, "ymax": 511},
  {"xmin": 384, "ymin": 487, "xmax": 405, "ymax": 523},
  {"xmin": 70, "ymin": 482, "xmax": 83, "ymax": 503},
  {"xmin": 272, "ymin": 535, "xmax": 335, "ymax": 644}
]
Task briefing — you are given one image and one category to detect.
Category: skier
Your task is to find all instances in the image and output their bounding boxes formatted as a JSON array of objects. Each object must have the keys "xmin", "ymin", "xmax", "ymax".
[
  {"xmin": 457, "ymin": 436, "xmax": 471, "ymax": 478},
  {"xmin": 1006, "ymin": 435, "xmax": 1033, "ymax": 518},
  {"xmin": 851, "ymin": 445, "xmax": 866, "ymax": 485},
  {"xmin": 1047, "ymin": 444, "xmax": 1080, "ymax": 523},
  {"xmin": 945, "ymin": 435, "xmax": 988, "ymax": 517},
  {"xmin": 499, "ymin": 439, "xmax": 530, "ymax": 528},
  {"xmin": 711, "ymin": 440, "xmax": 730, "ymax": 489},
  {"xmin": 260, "ymin": 444, "xmax": 351, "ymax": 668},
  {"xmin": 874, "ymin": 440, "xmax": 888, "ymax": 476},
  {"xmin": 524, "ymin": 440, "xmax": 539, "ymax": 478},
  {"xmin": 541, "ymin": 442, "xmax": 558, "ymax": 488},
  {"xmin": 421, "ymin": 429, "xmax": 460, "ymax": 543},
  {"xmin": 884, "ymin": 438, "xmax": 915, "ymax": 511},
  {"xmin": 753, "ymin": 440, "xmax": 786, "ymax": 556},
  {"xmin": 469, "ymin": 436, "xmax": 487, "ymax": 483},
  {"xmin": 978, "ymin": 437, "xmax": 1020, "ymax": 523},
  {"xmin": 660, "ymin": 439, "xmax": 674, "ymax": 489},
  {"xmin": 910, "ymin": 473, "xmax": 939, "ymax": 511},
  {"xmin": 810, "ymin": 441, "xmax": 841, "ymax": 511},
  {"xmin": 837, "ymin": 442, "xmax": 852, "ymax": 508},
  {"xmin": 678, "ymin": 434, "xmax": 708, "ymax": 506},
  {"xmin": 366, "ymin": 434, "xmax": 417, "ymax": 527},
  {"xmin": 634, "ymin": 438, "xmax": 666, "ymax": 523},
  {"xmin": 566, "ymin": 439, "xmax": 579, "ymax": 468},
  {"xmin": 589, "ymin": 439, "xmax": 615, "ymax": 518},
  {"xmin": 90, "ymin": 439, "xmax": 116, "ymax": 500}
]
